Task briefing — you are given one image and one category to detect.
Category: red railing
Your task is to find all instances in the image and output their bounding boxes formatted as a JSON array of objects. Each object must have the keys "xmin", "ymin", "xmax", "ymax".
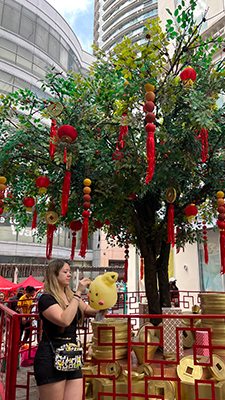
[{"xmin": 1, "ymin": 292, "xmax": 225, "ymax": 399}]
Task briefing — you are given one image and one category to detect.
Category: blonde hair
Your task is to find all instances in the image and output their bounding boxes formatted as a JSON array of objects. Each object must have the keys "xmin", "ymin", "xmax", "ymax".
[{"xmin": 43, "ymin": 259, "xmax": 74, "ymax": 310}]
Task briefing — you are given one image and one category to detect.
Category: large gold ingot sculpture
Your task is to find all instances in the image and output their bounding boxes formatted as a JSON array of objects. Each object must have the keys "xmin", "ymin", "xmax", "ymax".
[
  {"xmin": 93, "ymin": 377, "xmax": 146, "ymax": 400},
  {"xmin": 91, "ymin": 319, "xmax": 128, "ymax": 360},
  {"xmin": 199, "ymin": 293, "xmax": 225, "ymax": 356}
]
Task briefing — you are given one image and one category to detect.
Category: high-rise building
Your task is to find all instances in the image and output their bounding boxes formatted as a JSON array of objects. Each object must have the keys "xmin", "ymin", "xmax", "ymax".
[
  {"xmin": 94, "ymin": 0, "xmax": 158, "ymax": 52},
  {"xmin": 0, "ymin": 0, "xmax": 95, "ymax": 96}
]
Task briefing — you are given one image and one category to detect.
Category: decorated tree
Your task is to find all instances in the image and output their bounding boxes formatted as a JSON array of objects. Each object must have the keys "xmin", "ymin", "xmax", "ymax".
[{"xmin": 1, "ymin": 0, "xmax": 225, "ymax": 316}]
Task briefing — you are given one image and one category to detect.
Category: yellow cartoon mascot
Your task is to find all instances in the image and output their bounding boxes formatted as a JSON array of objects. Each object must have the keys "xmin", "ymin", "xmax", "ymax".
[{"xmin": 88, "ymin": 272, "xmax": 118, "ymax": 310}]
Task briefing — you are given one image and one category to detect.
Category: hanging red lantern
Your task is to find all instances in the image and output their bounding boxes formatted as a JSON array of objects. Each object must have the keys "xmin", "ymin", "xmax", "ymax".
[
  {"xmin": 185, "ymin": 204, "xmax": 198, "ymax": 222},
  {"xmin": 58, "ymin": 125, "xmax": 77, "ymax": 163},
  {"xmin": 145, "ymin": 112, "xmax": 156, "ymax": 123},
  {"xmin": 23, "ymin": 197, "xmax": 35, "ymax": 212},
  {"xmin": 36, "ymin": 176, "xmax": 50, "ymax": 194},
  {"xmin": 58, "ymin": 125, "xmax": 77, "ymax": 143},
  {"xmin": 79, "ymin": 177, "xmax": 91, "ymax": 258},
  {"xmin": 104, "ymin": 219, "xmax": 110, "ymax": 225},
  {"xmin": 0, "ymin": 208, "xmax": 3, "ymax": 215},
  {"xmin": 180, "ymin": 67, "xmax": 197, "ymax": 84},
  {"xmin": 94, "ymin": 221, "xmax": 104, "ymax": 229},
  {"xmin": 69, "ymin": 220, "xmax": 82, "ymax": 260},
  {"xmin": 144, "ymin": 101, "xmax": 155, "ymax": 112}
]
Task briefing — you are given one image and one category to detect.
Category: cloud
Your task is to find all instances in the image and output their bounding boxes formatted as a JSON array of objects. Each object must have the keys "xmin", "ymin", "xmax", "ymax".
[{"xmin": 46, "ymin": 0, "xmax": 94, "ymax": 53}]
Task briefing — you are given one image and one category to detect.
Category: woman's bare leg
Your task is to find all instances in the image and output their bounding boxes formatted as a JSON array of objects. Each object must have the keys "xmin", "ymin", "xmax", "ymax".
[
  {"xmin": 63, "ymin": 378, "xmax": 83, "ymax": 400},
  {"xmin": 38, "ymin": 380, "xmax": 66, "ymax": 400}
]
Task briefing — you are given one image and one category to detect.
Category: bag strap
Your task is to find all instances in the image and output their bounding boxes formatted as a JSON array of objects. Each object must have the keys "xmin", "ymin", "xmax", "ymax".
[{"xmin": 42, "ymin": 325, "xmax": 56, "ymax": 355}]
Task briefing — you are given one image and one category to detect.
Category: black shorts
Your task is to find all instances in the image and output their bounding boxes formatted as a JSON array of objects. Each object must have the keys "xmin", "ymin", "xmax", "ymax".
[{"xmin": 34, "ymin": 340, "xmax": 82, "ymax": 386}]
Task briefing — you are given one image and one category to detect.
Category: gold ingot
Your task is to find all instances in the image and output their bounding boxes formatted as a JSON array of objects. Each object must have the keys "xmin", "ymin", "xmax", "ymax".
[
  {"xmin": 192, "ymin": 304, "xmax": 200, "ymax": 314},
  {"xmin": 148, "ymin": 379, "xmax": 175, "ymax": 400},
  {"xmin": 137, "ymin": 364, "xmax": 154, "ymax": 376},
  {"xmin": 131, "ymin": 336, "xmax": 159, "ymax": 364},
  {"xmin": 105, "ymin": 361, "xmax": 122, "ymax": 379},
  {"xmin": 93, "ymin": 377, "xmax": 145, "ymax": 400},
  {"xmin": 92, "ymin": 345, "xmax": 127, "ymax": 360},
  {"xmin": 177, "ymin": 356, "xmax": 203, "ymax": 383},
  {"xmin": 122, "ymin": 370, "xmax": 144, "ymax": 382},
  {"xmin": 207, "ymin": 354, "xmax": 225, "ymax": 381},
  {"xmin": 92, "ymin": 332, "xmax": 127, "ymax": 344},
  {"xmin": 183, "ymin": 329, "xmax": 194, "ymax": 348},
  {"xmin": 82, "ymin": 363, "xmax": 98, "ymax": 383},
  {"xmin": 91, "ymin": 318, "xmax": 128, "ymax": 334},
  {"xmin": 181, "ymin": 380, "xmax": 223, "ymax": 400},
  {"xmin": 138, "ymin": 322, "xmax": 155, "ymax": 342}
]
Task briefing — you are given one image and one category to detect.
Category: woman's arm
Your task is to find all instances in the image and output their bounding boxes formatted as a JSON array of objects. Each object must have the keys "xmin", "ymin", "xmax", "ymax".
[
  {"xmin": 79, "ymin": 300, "xmax": 108, "ymax": 318},
  {"xmin": 42, "ymin": 278, "xmax": 91, "ymax": 327}
]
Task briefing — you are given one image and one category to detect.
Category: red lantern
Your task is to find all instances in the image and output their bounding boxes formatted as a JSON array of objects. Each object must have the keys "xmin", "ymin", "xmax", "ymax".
[
  {"xmin": 69, "ymin": 220, "xmax": 82, "ymax": 260},
  {"xmin": 185, "ymin": 204, "xmax": 198, "ymax": 222},
  {"xmin": 94, "ymin": 221, "xmax": 104, "ymax": 229},
  {"xmin": 180, "ymin": 67, "xmax": 197, "ymax": 83},
  {"xmin": 145, "ymin": 112, "xmax": 156, "ymax": 123},
  {"xmin": 58, "ymin": 125, "xmax": 77, "ymax": 164},
  {"xmin": 145, "ymin": 123, "xmax": 156, "ymax": 133},
  {"xmin": 23, "ymin": 197, "xmax": 35, "ymax": 212},
  {"xmin": 0, "ymin": 208, "xmax": 3, "ymax": 215},
  {"xmin": 58, "ymin": 125, "xmax": 77, "ymax": 143},
  {"xmin": 144, "ymin": 101, "xmax": 155, "ymax": 112},
  {"xmin": 104, "ymin": 219, "xmax": 110, "ymax": 225},
  {"xmin": 36, "ymin": 176, "xmax": 50, "ymax": 194}
]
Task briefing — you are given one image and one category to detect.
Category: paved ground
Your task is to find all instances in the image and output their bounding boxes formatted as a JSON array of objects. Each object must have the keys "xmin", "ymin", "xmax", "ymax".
[{"xmin": 15, "ymin": 365, "xmax": 39, "ymax": 400}]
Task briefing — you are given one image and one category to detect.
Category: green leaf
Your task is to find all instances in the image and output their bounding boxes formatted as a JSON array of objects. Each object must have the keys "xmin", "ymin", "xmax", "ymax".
[
  {"xmin": 166, "ymin": 9, "xmax": 172, "ymax": 16},
  {"xmin": 174, "ymin": 9, "xmax": 179, "ymax": 16}
]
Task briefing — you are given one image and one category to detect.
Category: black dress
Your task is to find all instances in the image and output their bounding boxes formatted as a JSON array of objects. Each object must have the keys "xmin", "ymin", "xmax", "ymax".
[{"xmin": 34, "ymin": 294, "xmax": 82, "ymax": 386}]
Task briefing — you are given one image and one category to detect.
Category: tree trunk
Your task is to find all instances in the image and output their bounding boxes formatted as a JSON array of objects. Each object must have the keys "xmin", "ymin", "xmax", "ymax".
[{"xmin": 157, "ymin": 239, "xmax": 171, "ymax": 309}]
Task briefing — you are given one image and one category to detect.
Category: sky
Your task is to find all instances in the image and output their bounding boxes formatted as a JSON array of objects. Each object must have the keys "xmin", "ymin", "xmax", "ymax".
[{"xmin": 47, "ymin": 0, "xmax": 95, "ymax": 54}]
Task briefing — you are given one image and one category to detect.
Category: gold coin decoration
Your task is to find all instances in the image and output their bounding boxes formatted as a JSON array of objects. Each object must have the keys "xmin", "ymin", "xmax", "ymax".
[
  {"xmin": 177, "ymin": 355, "xmax": 203, "ymax": 383},
  {"xmin": 165, "ymin": 187, "xmax": 177, "ymax": 203},
  {"xmin": 105, "ymin": 361, "xmax": 122, "ymax": 379},
  {"xmin": 44, "ymin": 211, "xmax": 59, "ymax": 225},
  {"xmin": 47, "ymin": 102, "xmax": 63, "ymax": 117},
  {"xmin": 122, "ymin": 370, "xmax": 144, "ymax": 382},
  {"xmin": 207, "ymin": 354, "xmax": 225, "ymax": 381}
]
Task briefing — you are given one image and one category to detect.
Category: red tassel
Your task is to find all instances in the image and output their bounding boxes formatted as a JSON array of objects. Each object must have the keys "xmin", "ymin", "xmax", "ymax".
[
  {"xmin": 140, "ymin": 257, "xmax": 144, "ymax": 280},
  {"xmin": 118, "ymin": 125, "xmax": 128, "ymax": 149},
  {"xmin": 61, "ymin": 171, "xmax": 71, "ymax": 216},
  {"xmin": 145, "ymin": 131, "xmax": 155, "ymax": 184},
  {"xmin": 204, "ymin": 242, "xmax": 209, "ymax": 264},
  {"xmin": 167, "ymin": 204, "xmax": 175, "ymax": 247},
  {"xmin": 31, "ymin": 207, "xmax": 37, "ymax": 230},
  {"xmin": 70, "ymin": 232, "xmax": 77, "ymax": 260},
  {"xmin": 220, "ymin": 231, "xmax": 225, "ymax": 275},
  {"xmin": 197, "ymin": 128, "xmax": 208, "ymax": 163},
  {"xmin": 49, "ymin": 119, "xmax": 57, "ymax": 159},
  {"xmin": 124, "ymin": 258, "xmax": 128, "ymax": 283},
  {"xmin": 46, "ymin": 224, "xmax": 56, "ymax": 260},
  {"xmin": 79, "ymin": 217, "xmax": 89, "ymax": 258},
  {"xmin": 63, "ymin": 145, "xmax": 67, "ymax": 163}
]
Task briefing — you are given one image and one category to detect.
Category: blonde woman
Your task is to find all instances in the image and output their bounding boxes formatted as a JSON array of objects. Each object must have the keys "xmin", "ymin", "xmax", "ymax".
[{"xmin": 34, "ymin": 259, "xmax": 102, "ymax": 400}]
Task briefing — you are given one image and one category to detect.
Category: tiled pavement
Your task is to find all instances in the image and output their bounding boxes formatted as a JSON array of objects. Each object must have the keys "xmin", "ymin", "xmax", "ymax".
[{"xmin": 15, "ymin": 365, "xmax": 39, "ymax": 400}]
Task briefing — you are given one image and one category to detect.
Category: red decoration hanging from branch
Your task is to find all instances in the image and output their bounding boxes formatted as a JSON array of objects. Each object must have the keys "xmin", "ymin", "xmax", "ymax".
[
  {"xmin": 58, "ymin": 124, "xmax": 77, "ymax": 164},
  {"xmin": 197, "ymin": 128, "xmax": 208, "ymax": 163},
  {"xmin": 31, "ymin": 206, "xmax": 37, "ymax": 230},
  {"xmin": 69, "ymin": 220, "xmax": 82, "ymax": 260},
  {"xmin": 202, "ymin": 218, "xmax": 208, "ymax": 264},
  {"xmin": 180, "ymin": 66, "xmax": 197, "ymax": 88},
  {"xmin": 216, "ymin": 191, "xmax": 225, "ymax": 274},
  {"xmin": 143, "ymin": 83, "xmax": 156, "ymax": 184},
  {"xmin": 49, "ymin": 119, "xmax": 58, "ymax": 159},
  {"xmin": 185, "ymin": 204, "xmax": 198, "ymax": 222},
  {"xmin": 61, "ymin": 171, "xmax": 71, "ymax": 216},
  {"xmin": 140, "ymin": 256, "xmax": 144, "ymax": 280},
  {"xmin": 165, "ymin": 187, "xmax": 176, "ymax": 247},
  {"xmin": 79, "ymin": 177, "xmax": 91, "ymax": 258},
  {"xmin": 45, "ymin": 210, "xmax": 59, "ymax": 260},
  {"xmin": 124, "ymin": 244, "xmax": 129, "ymax": 283}
]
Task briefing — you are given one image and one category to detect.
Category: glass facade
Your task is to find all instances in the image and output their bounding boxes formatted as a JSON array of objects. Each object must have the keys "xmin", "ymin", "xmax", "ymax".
[{"xmin": 0, "ymin": 0, "xmax": 90, "ymax": 95}]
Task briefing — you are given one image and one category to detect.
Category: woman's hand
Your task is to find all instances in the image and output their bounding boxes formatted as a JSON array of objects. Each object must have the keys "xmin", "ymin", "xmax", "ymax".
[{"xmin": 76, "ymin": 278, "xmax": 91, "ymax": 296}]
